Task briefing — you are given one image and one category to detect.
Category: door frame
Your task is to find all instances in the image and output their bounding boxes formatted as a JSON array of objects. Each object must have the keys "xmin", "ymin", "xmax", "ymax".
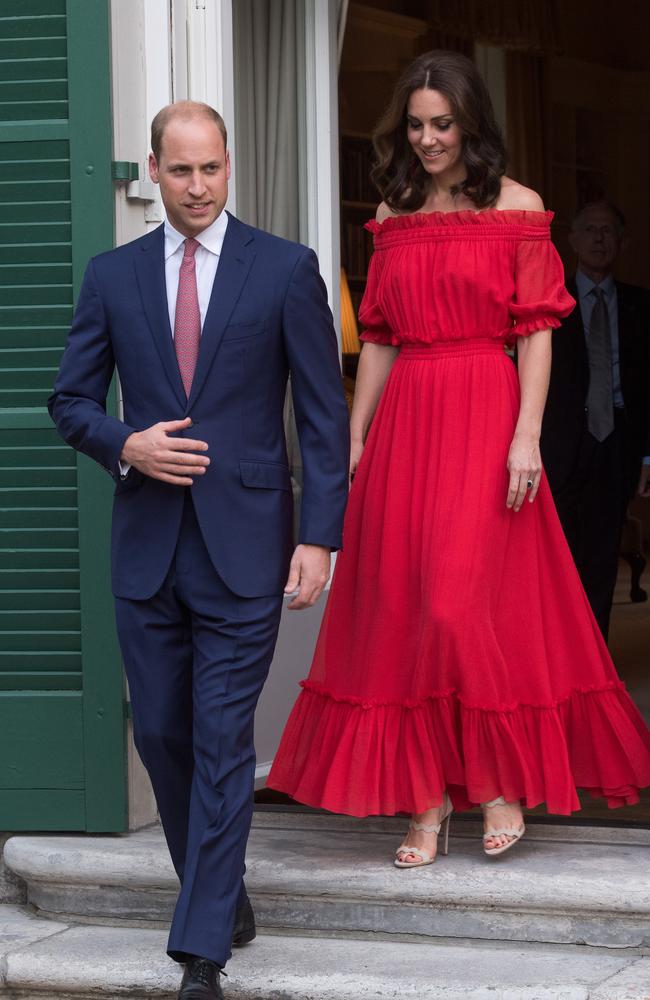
[{"xmin": 68, "ymin": 0, "xmax": 127, "ymax": 831}]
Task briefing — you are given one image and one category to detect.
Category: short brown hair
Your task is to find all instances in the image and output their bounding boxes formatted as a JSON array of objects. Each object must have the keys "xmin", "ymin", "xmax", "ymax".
[
  {"xmin": 371, "ymin": 50, "xmax": 507, "ymax": 212},
  {"xmin": 150, "ymin": 101, "xmax": 228, "ymax": 161}
]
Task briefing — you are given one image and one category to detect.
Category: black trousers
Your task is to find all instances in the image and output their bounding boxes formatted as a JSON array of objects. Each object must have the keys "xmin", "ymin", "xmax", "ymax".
[{"xmin": 549, "ymin": 411, "xmax": 629, "ymax": 640}]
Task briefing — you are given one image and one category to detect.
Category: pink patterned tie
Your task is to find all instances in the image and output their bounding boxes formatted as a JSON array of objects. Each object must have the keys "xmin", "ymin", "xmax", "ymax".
[{"xmin": 174, "ymin": 238, "xmax": 201, "ymax": 397}]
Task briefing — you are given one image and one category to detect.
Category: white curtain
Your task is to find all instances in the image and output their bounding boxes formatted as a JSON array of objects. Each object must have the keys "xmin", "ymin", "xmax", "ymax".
[
  {"xmin": 233, "ymin": 0, "xmax": 311, "ymax": 510},
  {"xmin": 337, "ymin": 0, "xmax": 350, "ymax": 67},
  {"xmin": 233, "ymin": 0, "xmax": 307, "ymax": 243},
  {"xmin": 232, "ymin": 2, "xmax": 346, "ymax": 517}
]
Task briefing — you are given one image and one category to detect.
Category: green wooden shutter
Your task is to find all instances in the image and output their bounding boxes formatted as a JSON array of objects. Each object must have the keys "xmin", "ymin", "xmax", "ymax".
[{"xmin": 0, "ymin": 0, "xmax": 127, "ymax": 831}]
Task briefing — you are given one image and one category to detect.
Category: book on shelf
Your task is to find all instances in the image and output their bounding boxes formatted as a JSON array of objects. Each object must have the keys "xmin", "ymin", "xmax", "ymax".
[
  {"xmin": 340, "ymin": 134, "xmax": 377, "ymax": 205},
  {"xmin": 341, "ymin": 221, "xmax": 374, "ymax": 279}
]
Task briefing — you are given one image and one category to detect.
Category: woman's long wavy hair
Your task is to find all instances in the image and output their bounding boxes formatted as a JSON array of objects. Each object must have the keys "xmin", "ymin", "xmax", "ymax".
[{"xmin": 371, "ymin": 50, "xmax": 507, "ymax": 213}]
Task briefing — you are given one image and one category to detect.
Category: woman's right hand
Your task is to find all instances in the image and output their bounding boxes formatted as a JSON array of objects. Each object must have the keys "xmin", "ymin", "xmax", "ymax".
[{"xmin": 349, "ymin": 438, "xmax": 364, "ymax": 487}]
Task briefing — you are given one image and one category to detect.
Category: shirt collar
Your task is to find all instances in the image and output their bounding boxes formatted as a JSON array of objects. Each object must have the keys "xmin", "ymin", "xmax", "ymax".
[
  {"xmin": 164, "ymin": 211, "xmax": 229, "ymax": 261},
  {"xmin": 576, "ymin": 269, "xmax": 616, "ymax": 301}
]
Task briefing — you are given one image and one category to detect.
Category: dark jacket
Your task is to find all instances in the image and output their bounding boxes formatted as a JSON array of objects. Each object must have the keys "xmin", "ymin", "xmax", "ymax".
[{"xmin": 541, "ymin": 275, "xmax": 650, "ymax": 497}]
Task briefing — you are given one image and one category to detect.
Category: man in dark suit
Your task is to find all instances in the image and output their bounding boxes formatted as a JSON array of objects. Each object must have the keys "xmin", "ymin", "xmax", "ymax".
[
  {"xmin": 49, "ymin": 102, "xmax": 349, "ymax": 999},
  {"xmin": 541, "ymin": 201, "xmax": 650, "ymax": 640}
]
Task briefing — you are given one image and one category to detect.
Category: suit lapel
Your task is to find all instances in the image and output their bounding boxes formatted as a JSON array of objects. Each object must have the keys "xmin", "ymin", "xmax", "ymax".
[
  {"xmin": 616, "ymin": 282, "xmax": 636, "ymax": 370},
  {"xmin": 566, "ymin": 275, "xmax": 588, "ymax": 367},
  {"xmin": 187, "ymin": 213, "xmax": 256, "ymax": 410},
  {"xmin": 133, "ymin": 225, "xmax": 187, "ymax": 408}
]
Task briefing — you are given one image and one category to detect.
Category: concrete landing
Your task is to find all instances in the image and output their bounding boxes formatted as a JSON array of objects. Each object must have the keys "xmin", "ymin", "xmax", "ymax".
[
  {"xmin": 1, "ymin": 905, "xmax": 647, "ymax": 999},
  {"xmin": 5, "ymin": 813, "xmax": 650, "ymax": 949}
]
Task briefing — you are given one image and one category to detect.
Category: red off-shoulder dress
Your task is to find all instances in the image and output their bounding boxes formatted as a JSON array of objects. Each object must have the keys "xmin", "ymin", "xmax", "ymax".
[{"xmin": 269, "ymin": 209, "xmax": 650, "ymax": 816}]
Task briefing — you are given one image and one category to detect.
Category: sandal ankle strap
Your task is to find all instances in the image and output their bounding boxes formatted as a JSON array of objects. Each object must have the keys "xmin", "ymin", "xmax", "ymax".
[
  {"xmin": 409, "ymin": 820, "xmax": 441, "ymax": 834},
  {"xmin": 481, "ymin": 796, "xmax": 507, "ymax": 808}
]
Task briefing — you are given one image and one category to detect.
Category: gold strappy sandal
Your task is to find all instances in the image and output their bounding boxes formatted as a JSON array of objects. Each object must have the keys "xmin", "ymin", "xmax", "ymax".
[
  {"xmin": 394, "ymin": 793, "xmax": 453, "ymax": 868},
  {"xmin": 482, "ymin": 796, "xmax": 525, "ymax": 857}
]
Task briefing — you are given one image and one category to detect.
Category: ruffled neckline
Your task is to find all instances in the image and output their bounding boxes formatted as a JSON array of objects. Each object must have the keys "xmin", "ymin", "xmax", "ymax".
[{"xmin": 365, "ymin": 208, "xmax": 554, "ymax": 235}]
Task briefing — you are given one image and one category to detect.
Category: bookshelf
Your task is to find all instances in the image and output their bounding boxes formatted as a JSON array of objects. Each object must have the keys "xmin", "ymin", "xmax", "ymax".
[{"xmin": 340, "ymin": 132, "xmax": 378, "ymax": 397}]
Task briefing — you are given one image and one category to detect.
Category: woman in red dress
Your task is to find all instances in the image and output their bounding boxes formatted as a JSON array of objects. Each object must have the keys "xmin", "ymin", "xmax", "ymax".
[{"xmin": 269, "ymin": 51, "xmax": 650, "ymax": 866}]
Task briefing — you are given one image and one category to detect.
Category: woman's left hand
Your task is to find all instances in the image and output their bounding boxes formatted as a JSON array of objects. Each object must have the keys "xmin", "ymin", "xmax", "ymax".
[{"xmin": 506, "ymin": 432, "xmax": 542, "ymax": 511}]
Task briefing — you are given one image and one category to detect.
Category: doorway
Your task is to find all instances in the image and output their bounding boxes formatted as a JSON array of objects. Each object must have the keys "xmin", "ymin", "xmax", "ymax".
[{"xmin": 337, "ymin": 0, "xmax": 650, "ymax": 825}]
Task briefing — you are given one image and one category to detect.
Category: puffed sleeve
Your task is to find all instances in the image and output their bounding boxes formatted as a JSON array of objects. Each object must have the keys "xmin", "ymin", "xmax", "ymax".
[
  {"xmin": 509, "ymin": 233, "xmax": 575, "ymax": 339},
  {"xmin": 358, "ymin": 240, "xmax": 396, "ymax": 346}
]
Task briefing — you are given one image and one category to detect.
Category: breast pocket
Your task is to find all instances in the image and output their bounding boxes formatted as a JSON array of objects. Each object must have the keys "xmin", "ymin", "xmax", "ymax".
[{"xmin": 222, "ymin": 321, "xmax": 268, "ymax": 342}]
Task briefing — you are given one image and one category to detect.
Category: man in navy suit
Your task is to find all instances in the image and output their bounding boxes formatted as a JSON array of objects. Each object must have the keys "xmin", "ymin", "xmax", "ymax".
[
  {"xmin": 49, "ymin": 102, "xmax": 349, "ymax": 999},
  {"xmin": 541, "ymin": 201, "xmax": 650, "ymax": 640}
]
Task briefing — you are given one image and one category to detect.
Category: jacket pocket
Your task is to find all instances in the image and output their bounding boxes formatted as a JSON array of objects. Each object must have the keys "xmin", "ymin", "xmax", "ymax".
[
  {"xmin": 114, "ymin": 469, "xmax": 145, "ymax": 495},
  {"xmin": 239, "ymin": 460, "xmax": 291, "ymax": 491},
  {"xmin": 222, "ymin": 321, "xmax": 268, "ymax": 342}
]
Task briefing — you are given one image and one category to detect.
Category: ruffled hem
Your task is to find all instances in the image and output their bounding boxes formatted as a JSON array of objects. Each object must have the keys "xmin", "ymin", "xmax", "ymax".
[
  {"xmin": 268, "ymin": 683, "xmax": 650, "ymax": 818},
  {"xmin": 299, "ymin": 678, "xmax": 629, "ymax": 712},
  {"xmin": 359, "ymin": 329, "xmax": 402, "ymax": 347},
  {"xmin": 365, "ymin": 209, "xmax": 555, "ymax": 246},
  {"xmin": 509, "ymin": 315, "xmax": 563, "ymax": 337},
  {"xmin": 504, "ymin": 314, "xmax": 565, "ymax": 345},
  {"xmin": 365, "ymin": 208, "xmax": 554, "ymax": 235},
  {"xmin": 360, "ymin": 319, "xmax": 560, "ymax": 348}
]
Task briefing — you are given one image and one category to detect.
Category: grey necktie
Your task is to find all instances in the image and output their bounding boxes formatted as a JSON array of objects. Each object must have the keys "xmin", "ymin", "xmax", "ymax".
[{"xmin": 586, "ymin": 286, "xmax": 614, "ymax": 442}]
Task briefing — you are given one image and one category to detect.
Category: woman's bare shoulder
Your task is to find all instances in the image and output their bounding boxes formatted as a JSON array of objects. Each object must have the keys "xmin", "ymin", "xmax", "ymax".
[
  {"xmin": 496, "ymin": 178, "xmax": 545, "ymax": 212},
  {"xmin": 375, "ymin": 201, "xmax": 400, "ymax": 222}
]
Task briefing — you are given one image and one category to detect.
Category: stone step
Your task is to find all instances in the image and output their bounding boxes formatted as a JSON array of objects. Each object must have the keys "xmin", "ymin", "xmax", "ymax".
[
  {"xmin": 5, "ymin": 812, "xmax": 650, "ymax": 950},
  {"xmin": 1, "ymin": 904, "xmax": 648, "ymax": 999}
]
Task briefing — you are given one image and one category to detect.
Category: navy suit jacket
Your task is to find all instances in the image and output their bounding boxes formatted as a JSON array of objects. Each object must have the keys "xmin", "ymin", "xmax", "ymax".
[{"xmin": 48, "ymin": 213, "xmax": 350, "ymax": 600}]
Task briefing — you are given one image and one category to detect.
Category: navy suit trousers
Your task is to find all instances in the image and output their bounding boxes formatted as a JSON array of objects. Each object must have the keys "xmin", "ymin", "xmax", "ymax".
[{"xmin": 115, "ymin": 493, "xmax": 283, "ymax": 967}]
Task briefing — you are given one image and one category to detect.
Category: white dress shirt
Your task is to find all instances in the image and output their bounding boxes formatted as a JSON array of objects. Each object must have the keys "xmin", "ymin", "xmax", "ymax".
[
  {"xmin": 164, "ymin": 211, "xmax": 229, "ymax": 333},
  {"xmin": 119, "ymin": 212, "xmax": 228, "ymax": 478}
]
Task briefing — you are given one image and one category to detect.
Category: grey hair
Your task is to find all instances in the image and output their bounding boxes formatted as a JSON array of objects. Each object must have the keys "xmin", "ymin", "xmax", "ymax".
[{"xmin": 571, "ymin": 200, "xmax": 626, "ymax": 235}]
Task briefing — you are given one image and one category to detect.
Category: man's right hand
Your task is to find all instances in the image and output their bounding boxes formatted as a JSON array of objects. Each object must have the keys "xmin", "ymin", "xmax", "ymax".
[
  {"xmin": 638, "ymin": 462, "xmax": 650, "ymax": 498},
  {"xmin": 121, "ymin": 417, "xmax": 209, "ymax": 486}
]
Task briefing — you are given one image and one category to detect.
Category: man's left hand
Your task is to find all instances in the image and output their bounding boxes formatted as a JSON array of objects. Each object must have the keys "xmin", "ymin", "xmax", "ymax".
[
  {"xmin": 284, "ymin": 544, "xmax": 331, "ymax": 610},
  {"xmin": 638, "ymin": 462, "xmax": 650, "ymax": 498}
]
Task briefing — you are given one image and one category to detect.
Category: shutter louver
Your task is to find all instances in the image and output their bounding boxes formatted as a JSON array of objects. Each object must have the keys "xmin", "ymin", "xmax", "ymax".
[
  {"xmin": 0, "ymin": 0, "xmax": 126, "ymax": 831},
  {"xmin": 0, "ymin": 1, "xmax": 81, "ymax": 707}
]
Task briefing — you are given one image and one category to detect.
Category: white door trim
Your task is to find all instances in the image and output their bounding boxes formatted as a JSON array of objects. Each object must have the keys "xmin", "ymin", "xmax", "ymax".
[
  {"xmin": 175, "ymin": 0, "xmax": 238, "ymax": 212},
  {"xmin": 303, "ymin": 0, "xmax": 341, "ymax": 340}
]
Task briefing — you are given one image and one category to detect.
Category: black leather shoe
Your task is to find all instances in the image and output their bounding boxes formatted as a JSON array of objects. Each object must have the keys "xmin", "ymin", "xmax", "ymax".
[
  {"xmin": 178, "ymin": 957, "xmax": 224, "ymax": 999},
  {"xmin": 232, "ymin": 896, "xmax": 256, "ymax": 946}
]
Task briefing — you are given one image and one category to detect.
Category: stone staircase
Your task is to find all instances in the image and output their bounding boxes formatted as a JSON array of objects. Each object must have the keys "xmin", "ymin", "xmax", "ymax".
[{"xmin": 1, "ymin": 809, "xmax": 649, "ymax": 999}]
